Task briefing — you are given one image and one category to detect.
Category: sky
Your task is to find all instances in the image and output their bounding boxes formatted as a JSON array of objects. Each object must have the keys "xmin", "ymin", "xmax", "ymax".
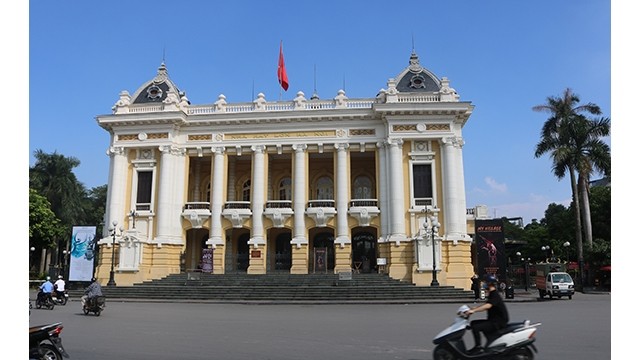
[
  {"xmin": 25, "ymin": 1, "xmax": 613, "ymax": 227},
  {"xmin": 8, "ymin": 1, "xmax": 638, "ymax": 353}
]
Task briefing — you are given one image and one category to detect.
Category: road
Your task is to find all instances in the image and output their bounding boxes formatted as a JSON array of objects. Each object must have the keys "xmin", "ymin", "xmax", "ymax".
[{"xmin": 27, "ymin": 292, "xmax": 611, "ymax": 360}]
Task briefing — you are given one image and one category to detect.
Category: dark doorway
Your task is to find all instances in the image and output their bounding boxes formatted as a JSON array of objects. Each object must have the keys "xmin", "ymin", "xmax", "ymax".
[
  {"xmin": 236, "ymin": 233, "xmax": 249, "ymax": 271},
  {"xmin": 275, "ymin": 233, "xmax": 292, "ymax": 271},
  {"xmin": 352, "ymin": 231, "xmax": 376, "ymax": 273},
  {"xmin": 312, "ymin": 232, "xmax": 335, "ymax": 271}
]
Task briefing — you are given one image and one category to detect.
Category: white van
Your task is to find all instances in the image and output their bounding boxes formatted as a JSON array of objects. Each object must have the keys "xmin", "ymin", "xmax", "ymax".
[{"xmin": 538, "ymin": 271, "xmax": 575, "ymax": 299}]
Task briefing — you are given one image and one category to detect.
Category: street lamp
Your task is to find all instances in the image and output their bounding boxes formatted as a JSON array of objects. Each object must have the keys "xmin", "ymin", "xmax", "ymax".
[
  {"xmin": 30, "ymin": 247, "xmax": 35, "ymax": 275},
  {"xmin": 541, "ymin": 245, "xmax": 553, "ymax": 261},
  {"xmin": 423, "ymin": 215, "xmax": 440, "ymax": 286},
  {"xmin": 516, "ymin": 252, "xmax": 531, "ymax": 292},
  {"xmin": 62, "ymin": 250, "xmax": 69, "ymax": 277},
  {"xmin": 563, "ymin": 241, "xmax": 571, "ymax": 262},
  {"xmin": 108, "ymin": 220, "xmax": 124, "ymax": 287}
]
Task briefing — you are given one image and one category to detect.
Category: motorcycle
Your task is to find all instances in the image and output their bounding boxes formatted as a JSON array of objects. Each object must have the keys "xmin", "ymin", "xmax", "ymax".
[
  {"xmin": 432, "ymin": 305, "xmax": 541, "ymax": 360},
  {"xmin": 51, "ymin": 290, "xmax": 68, "ymax": 306},
  {"xmin": 83, "ymin": 295, "xmax": 106, "ymax": 316},
  {"xmin": 29, "ymin": 322, "xmax": 70, "ymax": 359},
  {"xmin": 35, "ymin": 290, "xmax": 55, "ymax": 310}
]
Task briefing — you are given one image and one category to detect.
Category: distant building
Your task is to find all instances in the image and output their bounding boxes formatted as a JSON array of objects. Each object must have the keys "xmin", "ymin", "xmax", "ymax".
[
  {"xmin": 589, "ymin": 177, "xmax": 611, "ymax": 188},
  {"xmin": 95, "ymin": 51, "xmax": 476, "ymax": 289}
]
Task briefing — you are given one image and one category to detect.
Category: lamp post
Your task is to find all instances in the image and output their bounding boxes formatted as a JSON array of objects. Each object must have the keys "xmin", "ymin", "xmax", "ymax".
[
  {"xmin": 541, "ymin": 245, "xmax": 552, "ymax": 261},
  {"xmin": 30, "ymin": 247, "xmax": 35, "ymax": 275},
  {"xmin": 108, "ymin": 220, "xmax": 124, "ymax": 287},
  {"xmin": 516, "ymin": 252, "xmax": 531, "ymax": 292},
  {"xmin": 563, "ymin": 241, "xmax": 571, "ymax": 262},
  {"xmin": 62, "ymin": 250, "xmax": 69, "ymax": 278},
  {"xmin": 423, "ymin": 215, "xmax": 440, "ymax": 286}
]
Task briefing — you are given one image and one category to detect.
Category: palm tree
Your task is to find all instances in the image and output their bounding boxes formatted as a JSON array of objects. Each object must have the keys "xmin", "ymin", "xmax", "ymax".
[{"xmin": 532, "ymin": 88, "xmax": 608, "ymax": 288}]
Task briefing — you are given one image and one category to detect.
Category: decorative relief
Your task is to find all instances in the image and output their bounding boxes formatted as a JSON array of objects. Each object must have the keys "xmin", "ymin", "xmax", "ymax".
[
  {"xmin": 349, "ymin": 129, "xmax": 375, "ymax": 136},
  {"xmin": 427, "ymin": 124, "xmax": 450, "ymax": 131},
  {"xmin": 118, "ymin": 134, "xmax": 138, "ymax": 141},
  {"xmin": 336, "ymin": 129, "xmax": 346, "ymax": 138},
  {"xmin": 188, "ymin": 134, "xmax": 212, "ymax": 141},
  {"xmin": 138, "ymin": 133, "xmax": 148, "ymax": 141},
  {"xmin": 147, "ymin": 133, "xmax": 169, "ymax": 139},
  {"xmin": 225, "ymin": 130, "xmax": 334, "ymax": 140},
  {"xmin": 392, "ymin": 125, "xmax": 417, "ymax": 132}
]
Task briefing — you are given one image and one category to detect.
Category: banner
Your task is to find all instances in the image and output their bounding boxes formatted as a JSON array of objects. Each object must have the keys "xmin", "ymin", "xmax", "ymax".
[
  {"xmin": 474, "ymin": 219, "xmax": 506, "ymax": 284},
  {"xmin": 69, "ymin": 226, "xmax": 97, "ymax": 281},
  {"xmin": 200, "ymin": 248, "xmax": 213, "ymax": 273}
]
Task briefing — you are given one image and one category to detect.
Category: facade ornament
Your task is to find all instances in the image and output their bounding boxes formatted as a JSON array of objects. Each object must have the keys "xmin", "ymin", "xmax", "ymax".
[
  {"xmin": 293, "ymin": 91, "xmax": 306, "ymax": 110},
  {"xmin": 112, "ymin": 90, "xmax": 131, "ymax": 114},
  {"xmin": 385, "ymin": 79, "xmax": 398, "ymax": 103},
  {"xmin": 153, "ymin": 62, "xmax": 168, "ymax": 84},
  {"xmin": 214, "ymin": 94, "xmax": 227, "ymax": 112},
  {"xmin": 253, "ymin": 93, "xmax": 267, "ymax": 111},
  {"xmin": 334, "ymin": 89, "xmax": 348, "ymax": 108},
  {"xmin": 439, "ymin": 77, "xmax": 460, "ymax": 102}
]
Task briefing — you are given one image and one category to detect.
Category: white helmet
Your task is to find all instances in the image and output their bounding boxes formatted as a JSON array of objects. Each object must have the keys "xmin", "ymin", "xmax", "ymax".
[
  {"xmin": 46, "ymin": 276, "xmax": 51, "ymax": 281},
  {"xmin": 58, "ymin": 275, "xmax": 63, "ymax": 279}
]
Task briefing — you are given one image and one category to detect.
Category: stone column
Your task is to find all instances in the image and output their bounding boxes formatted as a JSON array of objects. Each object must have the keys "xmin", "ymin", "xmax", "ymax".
[
  {"xmin": 207, "ymin": 147, "xmax": 225, "ymax": 248},
  {"xmin": 387, "ymin": 139, "xmax": 406, "ymax": 242},
  {"xmin": 154, "ymin": 145, "xmax": 183, "ymax": 244},
  {"xmin": 376, "ymin": 141, "xmax": 389, "ymax": 242},
  {"xmin": 441, "ymin": 137, "xmax": 469, "ymax": 243},
  {"xmin": 291, "ymin": 144, "xmax": 308, "ymax": 274},
  {"xmin": 334, "ymin": 143, "xmax": 351, "ymax": 273},
  {"xmin": 104, "ymin": 146, "xmax": 128, "ymax": 236},
  {"xmin": 248, "ymin": 145, "xmax": 266, "ymax": 274}
]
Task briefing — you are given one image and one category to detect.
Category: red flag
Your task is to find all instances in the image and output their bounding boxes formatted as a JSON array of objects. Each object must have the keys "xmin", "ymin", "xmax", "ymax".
[{"xmin": 277, "ymin": 42, "xmax": 289, "ymax": 91}]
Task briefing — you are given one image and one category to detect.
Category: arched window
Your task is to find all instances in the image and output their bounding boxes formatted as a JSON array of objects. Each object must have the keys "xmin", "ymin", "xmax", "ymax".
[
  {"xmin": 353, "ymin": 176, "xmax": 372, "ymax": 199},
  {"xmin": 279, "ymin": 177, "xmax": 292, "ymax": 200},
  {"xmin": 241, "ymin": 179, "xmax": 251, "ymax": 201},
  {"xmin": 316, "ymin": 176, "xmax": 333, "ymax": 200}
]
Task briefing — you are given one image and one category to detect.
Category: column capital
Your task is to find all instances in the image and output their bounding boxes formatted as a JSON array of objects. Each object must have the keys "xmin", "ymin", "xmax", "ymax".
[
  {"xmin": 211, "ymin": 146, "xmax": 226, "ymax": 155},
  {"xmin": 334, "ymin": 143, "xmax": 350, "ymax": 151},
  {"xmin": 386, "ymin": 138, "xmax": 404, "ymax": 147},
  {"xmin": 107, "ymin": 146, "xmax": 125, "ymax": 156},
  {"xmin": 292, "ymin": 144, "xmax": 308, "ymax": 152},
  {"xmin": 441, "ymin": 136, "xmax": 465, "ymax": 149},
  {"xmin": 251, "ymin": 145, "xmax": 266, "ymax": 153}
]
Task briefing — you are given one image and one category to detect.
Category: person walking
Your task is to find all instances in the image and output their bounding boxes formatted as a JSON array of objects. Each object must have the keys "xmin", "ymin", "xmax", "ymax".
[{"xmin": 470, "ymin": 274, "xmax": 480, "ymax": 301}]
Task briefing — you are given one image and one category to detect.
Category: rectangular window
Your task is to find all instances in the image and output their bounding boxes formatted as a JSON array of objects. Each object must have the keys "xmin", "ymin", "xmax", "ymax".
[
  {"xmin": 413, "ymin": 164, "xmax": 433, "ymax": 198},
  {"xmin": 136, "ymin": 171, "xmax": 153, "ymax": 204}
]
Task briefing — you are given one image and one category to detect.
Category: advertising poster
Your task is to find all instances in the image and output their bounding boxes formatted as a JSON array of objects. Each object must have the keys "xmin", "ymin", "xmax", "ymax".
[
  {"xmin": 474, "ymin": 219, "xmax": 506, "ymax": 284},
  {"xmin": 200, "ymin": 248, "xmax": 213, "ymax": 273},
  {"xmin": 69, "ymin": 226, "xmax": 97, "ymax": 281}
]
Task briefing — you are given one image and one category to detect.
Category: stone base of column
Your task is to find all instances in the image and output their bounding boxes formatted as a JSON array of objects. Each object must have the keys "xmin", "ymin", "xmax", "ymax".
[
  {"xmin": 247, "ymin": 244, "xmax": 266, "ymax": 274},
  {"xmin": 290, "ymin": 244, "xmax": 309, "ymax": 274},
  {"xmin": 388, "ymin": 240, "xmax": 412, "ymax": 282},
  {"xmin": 334, "ymin": 243, "xmax": 352, "ymax": 273},
  {"xmin": 442, "ymin": 241, "xmax": 474, "ymax": 289}
]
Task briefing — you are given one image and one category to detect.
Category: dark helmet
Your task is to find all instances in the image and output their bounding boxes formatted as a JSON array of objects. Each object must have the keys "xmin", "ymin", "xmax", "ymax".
[{"xmin": 485, "ymin": 274, "xmax": 498, "ymax": 285}]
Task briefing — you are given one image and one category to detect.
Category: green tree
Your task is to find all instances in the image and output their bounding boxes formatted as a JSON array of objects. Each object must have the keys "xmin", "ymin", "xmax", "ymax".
[
  {"xmin": 29, "ymin": 188, "xmax": 64, "ymax": 249},
  {"xmin": 532, "ymin": 88, "xmax": 609, "ymax": 287}
]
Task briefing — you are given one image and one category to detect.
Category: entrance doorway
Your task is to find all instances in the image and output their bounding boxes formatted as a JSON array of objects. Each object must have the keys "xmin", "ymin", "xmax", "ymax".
[
  {"xmin": 274, "ymin": 233, "xmax": 292, "ymax": 271},
  {"xmin": 312, "ymin": 232, "xmax": 335, "ymax": 271},
  {"xmin": 236, "ymin": 233, "xmax": 249, "ymax": 271},
  {"xmin": 352, "ymin": 231, "xmax": 376, "ymax": 273},
  {"xmin": 184, "ymin": 229, "xmax": 209, "ymax": 272}
]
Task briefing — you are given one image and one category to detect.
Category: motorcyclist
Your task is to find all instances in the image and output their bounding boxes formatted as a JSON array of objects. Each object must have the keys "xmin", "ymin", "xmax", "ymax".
[
  {"xmin": 53, "ymin": 275, "xmax": 66, "ymax": 300},
  {"xmin": 38, "ymin": 276, "xmax": 54, "ymax": 304},
  {"xmin": 81, "ymin": 277, "xmax": 103, "ymax": 308},
  {"xmin": 464, "ymin": 274, "xmax": 509, "ymax": 353}
]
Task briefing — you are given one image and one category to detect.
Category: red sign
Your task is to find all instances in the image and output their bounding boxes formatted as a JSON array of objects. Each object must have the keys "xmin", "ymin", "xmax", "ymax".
[{"xmin": 251, "ymin": 250, "xmax": 261, "ymax": 258}]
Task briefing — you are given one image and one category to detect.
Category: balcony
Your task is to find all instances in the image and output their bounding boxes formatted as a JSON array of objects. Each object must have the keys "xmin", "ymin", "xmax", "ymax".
[
  {"xmin": 182, "ymin": 202, "xmax": 211, "ymax": 229},
  {"xmin": 222, "ymin": 201, "xmax": 252, "ymax": 228},
  {"xmin": 264, "ymin": 200, "xmax": 293, "ymax": 228},
  {"xmin": 348, "ymin": 199, "xmax": 380, "ymax": 227},
  {"xmin": 305, "ymin": 200, "xmax": 336, "ymax": 228}
]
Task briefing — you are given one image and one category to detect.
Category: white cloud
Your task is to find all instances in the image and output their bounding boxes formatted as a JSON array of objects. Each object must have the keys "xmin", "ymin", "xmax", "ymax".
[{"xmin": 484, "ymin": 177, "xmax": 507, "ymax": 193}]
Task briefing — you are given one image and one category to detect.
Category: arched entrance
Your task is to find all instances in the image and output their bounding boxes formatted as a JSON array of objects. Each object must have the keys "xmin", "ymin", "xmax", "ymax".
[
  {"xmin": 311, "ymin": 232, "xmax": 335, "ymax": 272},
  {"xmin": 236, "ymin": 233, "xmax": 250, "ymax": 272},
  {"xmin": 352, "ymin": 230, "xmax": 377, "ymax": 273},
  {"xmin": 184, "ymin": 228, "xmax": 209, "ymax": 272},
  {"xmin": 274, "ymin": 233, "xmax": 292, "ymax": 271}
]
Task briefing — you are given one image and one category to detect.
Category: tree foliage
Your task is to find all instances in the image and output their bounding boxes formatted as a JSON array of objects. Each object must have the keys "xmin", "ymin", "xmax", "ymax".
[{"xmin": 29, "ymin": 188, "xmax": 64, "ymax": 248}]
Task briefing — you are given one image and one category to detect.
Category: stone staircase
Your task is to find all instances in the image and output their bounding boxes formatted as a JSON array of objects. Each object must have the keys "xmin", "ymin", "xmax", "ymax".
[{"xmin": 69, "ymin": 273, "xmax": 474, "ymax": 304}]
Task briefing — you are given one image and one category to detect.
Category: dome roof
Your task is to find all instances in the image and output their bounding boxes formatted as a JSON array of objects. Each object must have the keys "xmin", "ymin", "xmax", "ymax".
[
  {"xmin": 394, "ymin": 50, "xmax": 441, "ymax": 93},
  {"xmin": 130, "ymin": 62, "xmax": 184, "ymax": 104}
]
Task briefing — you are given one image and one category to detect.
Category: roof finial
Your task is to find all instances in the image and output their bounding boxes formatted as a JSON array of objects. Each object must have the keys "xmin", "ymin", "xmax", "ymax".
[{"xmin": 311, "ymin": 64, "xmax": 319, "ymax": 100}]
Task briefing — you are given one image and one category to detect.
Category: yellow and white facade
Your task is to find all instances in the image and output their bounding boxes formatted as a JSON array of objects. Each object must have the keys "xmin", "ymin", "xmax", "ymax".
[{"xmin": 95, "ymin": 51, "xmax": 475, "ymax": 289}]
